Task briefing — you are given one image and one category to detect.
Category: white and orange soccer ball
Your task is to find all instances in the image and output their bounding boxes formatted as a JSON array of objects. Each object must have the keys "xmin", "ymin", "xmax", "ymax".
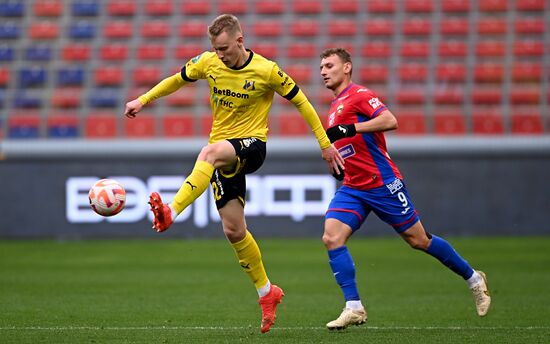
[{"xmin": 88, "ymin": 179, "xmax": 126, "ymax": 216}]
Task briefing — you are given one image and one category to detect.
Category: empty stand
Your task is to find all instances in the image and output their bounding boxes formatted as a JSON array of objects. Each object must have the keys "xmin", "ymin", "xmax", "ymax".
[
  {"xmin": 71, "ymin": 1, "xmax": 100, "ymax": 16},
  {"xmin": 85, "ymin": 114, "xmax": 117, "ymax": 138},
  {"xmin": 510, "ymin": 111, "xmax": 544, "ymax": 135},
  {"xmin": 472, "ymin": 112, "xmax": 505, "ymax": 135},
  {"xmin": 144, "ymin": 0, "xmax": 173, "ymax": 16},
  {"xmin": 133, "ymin": 66, "xmax": 162, "ymax": 87},
  {"xmin": 28, "ymin": 22, "xmax": 59, "ymax": 39},
  {"xmin": 253, "ymin": 22, "xmax": 282, "ymax": 37},
  {"xmin": 163, "ymin": 114, "xmax": 194, "ymax": 137},
  {"xmin": 47, "ymin": 114, "xmax": 80, "ymax": 138},
  {"xmin": 394, "ymin": 113, "xmax": 427, "ymax": 135},
  {"xmin": 368, "ymin": 0, "xmax": 396, "ymax": 13},
  {"xmin": 103, "ymin": 21, "xmax": 133, "ymax": 39},
  {"xmin": 219, "ymin": 0, "xmax": 248, "ymax": 14},
  {"xmin": 124, "ymin": 115, "xmax": 156, "ymax": 137},
  {"xmin": 107, "ymin": 1, "xmax": 135, "ymax": 16},
  {"xmin": 8, "ymin": 113, "xmax": 41, "ymax": 139},
  {"xmin": 330, "ymin": 0, "xmax": 359, "ymax": 13},
  {"xmin": 0, "ymin": 68, "xmax": 9, "ymax": 86},
  {"xmin": 291, "ymin": 20, "xmax": 320, "ymax": 37},
  {"xmin": 293, "ymin": 0, "xmax": 323, "ymax": 14},
  {"xmin": 359, "ymin": 65, "xmax": 389, "ymax": 84},
  {"xmin": 180, "ymin": 1, "xmax": 211, "ymax": 15},
  {"xmin": 178, "ymin": 22, "xmax": 206, "ymax": 38},
  {"xmin": 433, "ymin": 110, "xmax": 466, "ymax": 135},
  {"xmin": 33, "ymin": 1, "xmax": 63, "ymax": 17},
  {"xmin": 57, "ymin": 67, "xmax": 85, "ymax": 86},
  {"xmin": 277, "ymin": 114, "xmax": 310, "ymax": 136},
  {"xmin": 365, "ymin": 19, "xmax": 395, "ymax": 36},
  {"xmin": 442, "ymin": 0, "xmax": 470, "ymax": 12},
  {"xmin": 51, "ymin": 88, "xmax": 82, "ymax": 108},
  {"xmin": 94, "ymin": 66, "xmax": 124, "ymax": 86}
]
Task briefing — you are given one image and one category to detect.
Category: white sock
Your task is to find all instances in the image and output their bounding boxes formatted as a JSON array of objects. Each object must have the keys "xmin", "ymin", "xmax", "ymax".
[
  {"xmin": 345, "ymin": 300, "xmax": 364, "ymax": 311},
  {"xmin": 257, "ymin": 281, "xmax": 271, "ymax": 297},
  {"xmin": 168, "ymin": 203, "xmax": 178, "ymax": 220},
  {"xmin": 467, "ymin": 270, "xmax": 482, "ymax": 288}
]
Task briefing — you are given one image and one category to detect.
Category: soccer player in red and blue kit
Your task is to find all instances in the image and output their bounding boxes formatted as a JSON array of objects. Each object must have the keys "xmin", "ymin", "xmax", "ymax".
[{"xmin": 319, "ymin": 48, "xmax": 491, "ymax": 330}]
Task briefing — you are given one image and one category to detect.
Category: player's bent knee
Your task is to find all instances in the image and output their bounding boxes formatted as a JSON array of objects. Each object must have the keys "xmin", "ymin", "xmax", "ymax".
[{"xmin": 322, "ymin": 232, "xmax": 345, "ymax": 250}]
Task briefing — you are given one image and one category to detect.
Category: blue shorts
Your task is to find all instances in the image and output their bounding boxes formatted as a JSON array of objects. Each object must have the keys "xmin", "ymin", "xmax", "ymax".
[{"xmin": 326, "ymin": 179, "xmax": 419, "ymax": 233}]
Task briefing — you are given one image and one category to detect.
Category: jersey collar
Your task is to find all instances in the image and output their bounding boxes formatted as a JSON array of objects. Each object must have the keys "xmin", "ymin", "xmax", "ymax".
[{"xmin": 231, "ymin": 49, "xmax": 254, "ymax": 70}]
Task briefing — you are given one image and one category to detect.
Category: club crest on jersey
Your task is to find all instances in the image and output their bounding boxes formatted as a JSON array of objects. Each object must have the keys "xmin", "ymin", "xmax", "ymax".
[
  {"xmin": 243, "ymin": 80, "xmax": 255, "ymax": 91},
  {"xmin": 386, "ymin": 178, "xmax": 404, "ymax": 194},
  {"xmin": 338, "ymin": 144, "xmax": 355, "ymax": 159},
  {"xmin": 337, "ymin": 104, "xmax": 344, "ymax": 114}
]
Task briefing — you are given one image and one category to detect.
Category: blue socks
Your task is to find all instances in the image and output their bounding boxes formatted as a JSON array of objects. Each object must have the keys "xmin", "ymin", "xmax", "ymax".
[
  {"xmin": 426, "ymin": 235, "xmax": 474, "ymax": 280},
  {"xmin": 328, "ymin": 246, "xmax": 360, "ymax": 301}
]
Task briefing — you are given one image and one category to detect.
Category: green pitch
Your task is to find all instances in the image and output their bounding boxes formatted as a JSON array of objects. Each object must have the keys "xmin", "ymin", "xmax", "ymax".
[{"xmin": 1, "ymin": 237, "xmax": 549, "ymax": 343}]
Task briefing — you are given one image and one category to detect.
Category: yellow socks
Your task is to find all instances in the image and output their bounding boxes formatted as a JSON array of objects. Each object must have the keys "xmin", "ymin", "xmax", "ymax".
[
  {"xmin": 171, "ymin": 160, "xmax": 215, "ymax": 215},
  {"xmin": 232, "ymin": 230, "xmax": 269, "ymax": 292}
]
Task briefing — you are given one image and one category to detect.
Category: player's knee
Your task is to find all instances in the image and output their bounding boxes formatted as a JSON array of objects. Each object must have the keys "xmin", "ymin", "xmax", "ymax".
[
  {"xmin": 406, "ymin": 236, "xmax": 430, "ymax": 251},
  {"xmin": 198, "ymin": 145, "xmax": 219, "ymax": 165},
  {"xmin": 322, "ymin": 231, "xmax": 343, "ymax": 250}
]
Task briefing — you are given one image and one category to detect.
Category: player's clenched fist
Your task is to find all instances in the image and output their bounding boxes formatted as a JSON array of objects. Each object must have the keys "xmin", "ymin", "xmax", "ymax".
[
  {"xmin": 124, "ymin": 99, "xmax": 144, "ymax": 118},
  {"xmin": 326, "ymin": 124, "xmax": 356, "ymax": 143}
]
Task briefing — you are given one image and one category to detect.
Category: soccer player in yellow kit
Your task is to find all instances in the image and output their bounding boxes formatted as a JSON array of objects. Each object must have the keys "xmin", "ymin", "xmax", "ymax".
[{"xmin": 124, "ymin": 14, "xmax": 344, "ymax": 333}]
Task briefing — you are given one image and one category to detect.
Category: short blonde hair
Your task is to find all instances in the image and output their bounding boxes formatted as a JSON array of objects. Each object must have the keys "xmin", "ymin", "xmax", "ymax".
[{"xmin": 208, "ymin": 14, "xmax": 242, "ymax": 39}]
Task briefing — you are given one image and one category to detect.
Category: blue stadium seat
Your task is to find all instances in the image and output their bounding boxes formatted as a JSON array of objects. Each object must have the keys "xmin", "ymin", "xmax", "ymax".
[
  {"xmin": 71, "ymin": 0, "xmax": 99, "ymax": 16},
  {"xmin": 47, "ymin": 115, "xmax": 80, "ymax": 138},
  {"xmin": 25, "ymin": 45, "xmax": 52, "ymax": 61},
  {"xmin": 13, "ymin": 91, "xmax": 43, "ymax": 108},
  {"xmin": 89, "ymin": 88, "xmax": 119, "ymax": 108},
  {"xmin": 57, "ymin": 67, "xmax": 85, "ymax": 86},
  {"xmin": 0, "ymin": 45, "xmax": 14, "ymax": 61},
  {"xmin": 0, "ymin": 1, "xmax": 24, "ymax": 17},
  {"xmin": 68, "ymin": 21, "xmax": 96, "ymax": 39},
  {"xmin": 0, "ymin": 89, "xmax": 4, "ymax": 108},
  {"xmin": 0, "ymin": 22, "xmax": 20, "ymax": 39},
  {"xmin": 19, "ymin": 67, "xmax": 47, "ymax": 87},
  {"xmin": 8, "ymin": 114, "xmax": 41, "ymax": 139}
]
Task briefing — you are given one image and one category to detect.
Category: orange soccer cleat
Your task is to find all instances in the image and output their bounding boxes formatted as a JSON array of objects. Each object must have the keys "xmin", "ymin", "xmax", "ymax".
[
  {"xmin": 258, "ymin": 284, "xmax": 285, "ymax": 333},
  {"xmin": 148, "ymin": 192, "xmax": 173, "ymax": 232}
]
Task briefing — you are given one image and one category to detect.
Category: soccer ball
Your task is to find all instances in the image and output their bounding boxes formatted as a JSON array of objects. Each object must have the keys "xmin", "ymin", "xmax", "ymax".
[{"xmin": 88, "ymin": 179, "xmax": 126, "ymax": 216}]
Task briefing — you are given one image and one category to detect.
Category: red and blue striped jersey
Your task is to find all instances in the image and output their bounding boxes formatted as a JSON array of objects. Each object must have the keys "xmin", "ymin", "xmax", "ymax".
[{"xmin": 327, "ymin": 83, "xmax": 403, "ymax": 190}]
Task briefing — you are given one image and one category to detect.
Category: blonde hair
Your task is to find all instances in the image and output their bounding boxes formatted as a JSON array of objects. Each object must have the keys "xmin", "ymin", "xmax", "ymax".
[{"xmin": 208, "ymin": 14, "xmax": 242, "ymax": 39}]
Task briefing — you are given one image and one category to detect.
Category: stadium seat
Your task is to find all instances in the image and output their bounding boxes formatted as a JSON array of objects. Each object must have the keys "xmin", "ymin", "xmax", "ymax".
[
  {"xmin": 34, "ymin": 1, "xmax": 63, "ymax": 17},
  {"xmin": 144, "ymin": 0, "xmax": 173, "ymax": 16},
  {"xmin": 124, "ymin": 115, "xmax": 156, "ymax": 137},
  {"xmin": 395, "ymin": 88, "xmax": 425, "ymax": 105},
  {"xmin": 471, "ymin": 85, "xmax": 503, "ymax": 105},
  {"xmin": 284, "ymin": 65, "xmax": 313, "ymax": 83},
  {"xmin": 438, "ymin": 41, "xmax": 467, "ymax": 57},
  {"xmin": 402, "ymin": 18, "xmax": 432, "ymax": 36},
  {"xmin": 434, "ymin": 86, "xmax": 464, "ymax": 105},
  {"xmin": 107, "ymin": 0, "xmax": 136, "ymax": 16},
  {"xmin": 329, "ymin": 20, "xmax": 357, "ymax": 37},
  {"xmin": 509, "ymin": 86, "xmax": 541, "ymax": 105},
  {"xmin": 200, "ymin": 115, "xmax": 213, "ymax": 136},
  {"xmin": 252, "ymin": 22, "xmax": 282, "ymax": 37},
  {"xmin": 28, "ymin": 22, "xmax": 59, "ymax": 39},
  {"xmin": 51, "ymin": 88, "xmax": 82, "ymax": 108},
  {"xmin": 25, "ymin": 45, "xmax": 52, "ymax": 61},
  {"xmin": 292, "ymin": 0, "xmax": 323, "ymax": 14},
  {"xmin": 0, "ymin": 45, "xmax": 14, "ymax": 61},
  {"xmin": 404, "ymin": 0, "xmax": 433, "ymax": 12},
  {"xmin": 367, "ymin": 0, "xmax": 396, "ymax": 13},
  {"xmin": 68, "ymin": 21, "xmax": 96, "ymax": 39},
  {"xmin": 8, "ymin": 114, "xmax": 41, "ymax": 139},
  {"xmin": 174, "ymin": 44, "xmax": 204, "ymax": 60},
  {"xmin": 0, "ymin": 68, "xmax": 9, "ymax": 86},
  {"xmin": 57, "ymin": 67, "xmax": 85, "ymax": 86},
  {"xmin": 255, "ymin": 0, "xmax": 284, "ymax": 14},
  {"xmin": 330, "ymin": 0, "xmax": 359, "ymax": 13},
  {"xmin": 479, "ymin": 0, "xmax": 508, "ymax": 12},
  {"xmin": 61, "ymin": 44, "xmax": 91, "ymax": 61},
  {"xmin": 472, "ymin": 113, "xmax": 505, "ymax": 135},
  {"xmin": 433, "ymin": 111, "xmax": 466, "ymax": 135},
  {"xmin": 13, "ymin": 91, "xmax": 42, "ymax": 108},
  {"xmin": 0, "ymin": 23, "xmax": 20, "ymax": 39},
  {"xmin": 359, "ymin": 64, "xmax": 389, "ymax": 83},
  {"xmin": 165, "ymin": 87, "xmax": 196, "ymax": 107},
  {"xmin": 141, "ymin": 21, "xmax": 170, "ymax": 38},
  {"xmin": 133, "ymin": 66, "xmax": 161, "ymax": 87},
  {"xmin": 440, "ymin": 18, "xmax": 469, "ymax": 36},
  {"xmin": 516, "ymin": 0, "xmax": 545, "ymax": 11},
  {"xmin": 180, "ymin": 1, "xmax": 211, "ymax": 15},
  {"xmin": 515, "ymin": 18, "xmax": 545, "ymax": 34},
  {"xmin": 219, "ymin": 0, "xmax": 248, "ymax": 14},
  {"xmin": 475, "ymin": 40, "xmax": 506, "ymax": 57},
  {"xmin": 0, "ymin": 1, "xmax": 24, "ymax": 16},
  {"xmin": 163, "ymin": 114, "xmax": 194, "ymax": 137},
  {"xmin": 84, "ymin": 114, "xmax": 117, "ymax": 138},
  {"xmin": 290, "ymin": 20, "xmax": 320, "ymax": 37},
  {"xmin": 287, "ymin": 43, "xmax": 317, "ymax": 59},
  {"xmin": 94, "ymin": 66, "xmax": 124, "ymax": 86},
  {"xmin": 47, "ymin": 114, "xmax": 80, "ymax": 138},
  {"xmin": 512, "ymin": 62, "xmax": 542, "ymax": 82},
  {"xmin": 250, "ymin": 43, "xmax": 278, "ymax": 59},
  {"xmin": 474, "ymin": 63, "xmax": 504, "ymax": 83},
  {"xmin": 510, "ymin": 112, "xmax": 543, "ymax": 135},
  {"xmin": 399, "ymin": 63, "xmax": 428, "ymax": 82},
  {"xmin": 400, "ymin": 41, "xmax": 430, "ymax": 58},
  {"xmin": 19, "ymin": 67, "xmax": 47, "ymax": 87},
  {"xmin": 394, "ymin": 113, "xmax": 427, "ymax": 135},
  {"xmin": 178, "ymin": 22, "xmax": 206, "ymax": 38},
  {"xmin": 100, "ymin": 44, "xmax": 128, "ymax": 61},
  {"xmin": 71, "ymin": 1, "xmax": 100, "ymax": 16},
  {"xmin": 513, "ymin": 40, "xmax": 544, "ymax": 57},
  {"xmin": 436, "ymin": 63, "xmax": 466, "ymax": 82},
  {"xmin": 362, "ymin": 41, "xmax": 391, "ymax": 58},
  {"xmin": 442, "ymin": 0, "xmax": 470, "ymax": 12},
  {"xmin": 365, "ymin": 19, "xmax": 394, "ymax": 36},
  {"xmin": 103, "ymin": 21, "xmax": 133, "ymax": 39},
  {"xmin": 278, "ymin": 114, "xmax": 310, "ymax": 136},
  {"xmin": 89, "ymin": 88, "xmax": 119, "ymax": 108},
  {"xmin": 477, "ymin": 18, "xmax": 507, "ymax": 35},
  {"xmin": 137, "ymin": 44, "xmax": 165, "ymax": 60}
]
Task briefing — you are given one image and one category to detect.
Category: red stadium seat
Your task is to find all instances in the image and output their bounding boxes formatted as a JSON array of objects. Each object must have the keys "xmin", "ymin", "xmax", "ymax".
[
  {"xmin": 124, "ymin": 115, "xmax": 156, "ymax": 137},
  {"xmin": 400, "ymin": 41, "xmax": 430, "ymax": 58},
  {"xmin": 287, "ymin": 43, "xmax": 317, "ymax": 59},
  {"xmin": 477, "ymin": 18, "xmax": 507, "ymax": 35},
  {"xmin": 145, "ymin": 0, "xmax": 173, "ymax": 16},
  {"xmin": 132, "ymin": 66, "xmax": 161, "ymax": 87},
  {"xmin": 433, "ymin": 110, "xmax": 466, "ymax": 135},
  {"xmin": 367, "ymin": 0, "xmax": 396, "ymax": 13},
  {"xmin": 362, "ymin": 42, "xmax": 392, "ymax": 58},
  {"xmin": 141, "ymin": 21, "xmax": 170, "ymax": 38},
  {"xmin": 515, "ymin": 18, "xmax": 545, "ymax": 34},
  {"xmin": 47, "ymin": 114, "xmax": 79, "ymax": 138},
  {"xmin": 94, "ymin": 66, "xmax": 124, "ymax": 86},
  {"xmin": 434, "ymin": 86, "xmax": 464, "ymax": 105},
  {"xmin": 475, "ymin": 40, "xmax": 506, "ymax": 57},
  {"xmin": 395, "ymin": 88, "xmax": 425, "ymax": 105},
  {"xmin": 395, "ymin": 113, "xmax": 427, "ymax": 135},
  {"xmin": 174, "ymin": 44, "xmax": 204, "ymax": 59},
  {"xmin": 290, "ymin": 20, "xmax": 320, "ymax": 37},
  {"xmin": 137, "ymin": 44, "xmax": 165, "ymax": 60},
  {"xmin": 402, "ymin": 18, "xmax": 432, "ymax": 36},
  {"xmin": 329, "ymin": 20, "xmax": 357, "ymax": 37},
  {"xmin": 442, "ymin": 0, "xmax": 470, "ymax": 12},
  {"xmin": 8, "ymin": 113, "xmax": 41, "ymax": 139},
  {"xmin": 510, "ymin": 112, "xmax": 543, "ymax": 135},
  {"xmin": 436, "ymin": 63, "xmax": 466, "ymax": 82},
  {"xmin": 51, "ymin": 88, "xmax": 82, "ymax": 108},
  {"xmin": 0, "ymin": 67, "xmax": 9, "ymax": 86},
  {"xmin": 28, "ymin": 22, "xmax": 59, "ymax": 39},
  {"xmin": 278, "ymin": 114, "xmax": 310, "ymax": 136},
  {"xmin": 365, "ymin": 19, "xmax": 394, "ymax": 36},
  {"xmin": 284, "ymin": 65, "xmax": 313, "ymax": 83},
  {"xmin": 359, "ymin": 65, "xmax": 389, "ymax": 83},
  {"xmin": 479, "ymin": 0, "xmax": 508, "ymax": 12},
  {"xmin": 472, "ymin": 113, "xmax": 505, "ymax": 135},
  {"xmin": 399, "ymin": 63, "xmax": 428, "ymax": 82},
  {"xmin": 516, "ymin": 0, "xmax": 545, "ymax": 11},
  {"xmin": 509, "ymin": 86, "xmax": 541, "ymax": 105},
  {"xmin": 252, "ymin": 22, "xmax": 282, "ymax": 37},
  {"xmin": 330, "ymin": 0, "xmax": 359, "ymax": 13},
  {"xmin": 255, "ymin": 0, "xmax": 284, "ymax": 14},
  {"xmin": 219, "ymin": 0, "xmax": 248, "ymax": 14},
  {"xmin": 180, "ymin": 1, "xmax": 211, "ymax": 15},
  {"xmin": 200, "ymin": 115, "xmax": 213, "ymax": 136},
  {"xmin": 440, "ymin": 18, "xmax": 469, "ymax": 35},
  {"xmin": 62, "ymin": 44, "xmax": 91, "ymax": 61},
  {"xmin": 293, "ymin": 0, "xmax": 322, "ymax": 14},
  {"xmin": 471, "ymin": 85, "xmax": 502, "ymax": 105},
  {"xmin": 178, "ymin": 22, "xmax": 207, "ymax": 38},
  {"xmin": 165, "ymin": 87, "xmax": 196, "ymax": 107},
  {"xmin": 103, "ymin": 21, "xmax": 133, "ymax": 39},
  {"xmin": 513, "ymin": 40, "xmax": 544, "ymax": 57},
  {"xmin": 85, "ymin": 114, "xmax": 117, "ymax": 138},
  {"xmin": 404, "ymin": 0, "xmax": 433, "ymax": 12},
  {"xmin": 250, "ymin": 43, "xmax": 278, "ymax": 59},
  {"xmin": 438, "ymin": 41, "xmax": 467, "ymax": 57},
  {"xmin": 163, "ymin": 114, "xmax": 194, "ymax": 137},
  {"xmin": 99, "ymin": 44, "xmax": 128, "ymax": 61},
  {"xmin": 474, "ymin": 63, "xmax": 504, "ymax": 83},
  {"xmin": 107, "ymin": 0, "xmax": 136, "ymax": 16},
  {"xmin": 33, "ymin": 0, "xmax": 63, "ymax": 16},
  {"xmin": 512, "ymin": 62, "xmax": 542, "ymax": 82}
]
